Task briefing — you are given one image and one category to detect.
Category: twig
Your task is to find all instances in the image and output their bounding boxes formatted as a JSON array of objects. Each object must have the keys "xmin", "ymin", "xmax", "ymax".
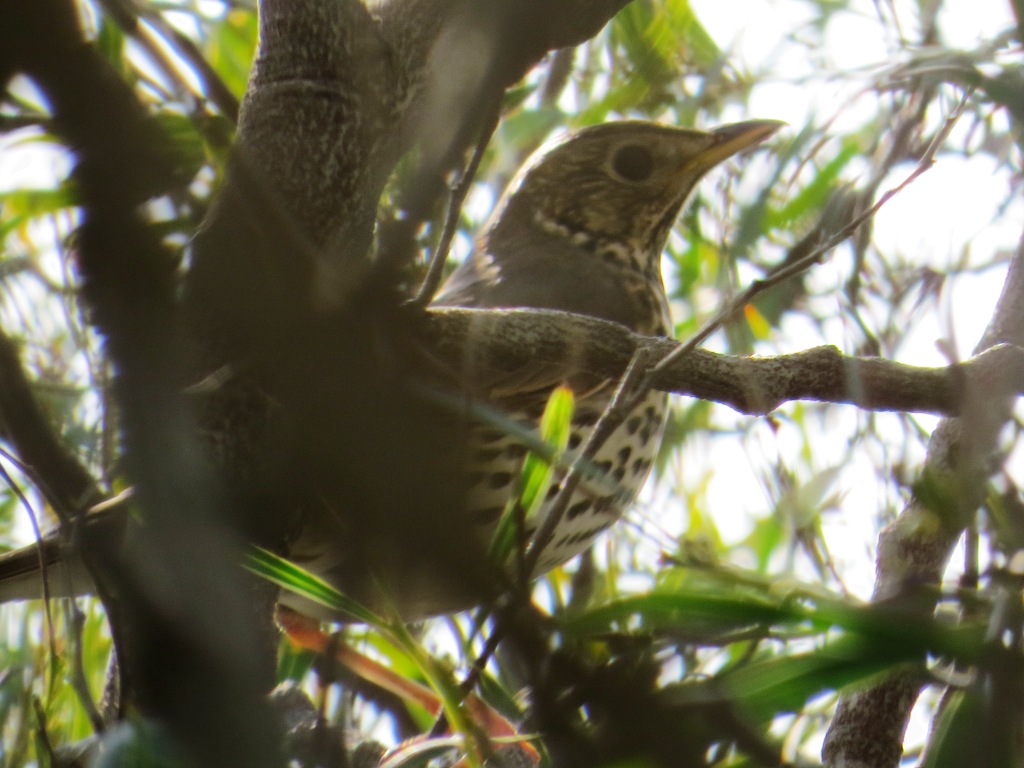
[
  {"xmin": 410, "ymin": 101, "xmax": 502, "ymax": 308},
  {"xmin": 0, "ymin": 454, "xmax": 55, "ymax": 653},
  {"xmin": 65, "ymin": 600, "xmax": 106, "ymax": 733},
  {"xmin": 423, "ymin": 308, "xmax": 1024, "ymax": 417}
]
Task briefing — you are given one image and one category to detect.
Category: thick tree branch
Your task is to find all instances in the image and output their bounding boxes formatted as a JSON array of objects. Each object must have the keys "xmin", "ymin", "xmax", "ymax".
[{"xmin": 422, "ymin": 308, "xmax": 1024, "ymax": 417}]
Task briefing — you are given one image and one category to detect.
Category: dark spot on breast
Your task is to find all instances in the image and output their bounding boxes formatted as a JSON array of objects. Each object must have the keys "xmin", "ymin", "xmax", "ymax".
[
  {"xmin": 568, "ymin": 432, "xmax": 583, "ymax": 450},
  {"xmin": 625, "ymin": 416, "xmax": 642, "ymax": 435},
  {"xmin": 472, "ymin": 506, "xmax": 504, "ymax": 525},
  {"xmin": 556, "ymin": 522, "xmax": 614, "ymax": 550},
  {"xmin": 475, "ymin": 447, "xmax": 503, "ymax": 462},
  {"xmin": 505, "ymin": 444, "xmax": 528, "ymax": 459},
  {"xmin": 611, "ymin": 466, "xmax": 626, "ymax": 484},
  {"xmin": 567, "ymin": 500, "xmax": 593, "ymax": 520},
  {"xmin": 639, "ymin": 426, "xmax": 652, "ymax": 444},
  {"xmin": 617, "ymin": 446, "xmax": 632, "ymax": 464},
  {"xmin": 488, "ymin": 471, "xmax": 514, "ymax": 489},
  {"xmin": 546, "ymin": 484, "xmax": 561, "ymax": 499},
  {"xmin": 594, "ymin": 460, "xmax": 613, "ymax": 474},
  {"xmin": 631, "ymin": 457, "xmax": 652, "ymax": 476}
]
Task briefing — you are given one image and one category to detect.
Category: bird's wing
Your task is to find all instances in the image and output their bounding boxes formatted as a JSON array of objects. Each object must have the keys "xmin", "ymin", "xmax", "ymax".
[{"xmin": 431, "ymin": 247, "xmax": 617, "ymax": 405}]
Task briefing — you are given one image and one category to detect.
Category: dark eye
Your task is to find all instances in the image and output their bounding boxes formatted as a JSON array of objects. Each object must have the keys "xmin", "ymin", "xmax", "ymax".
[{"xmin": 611, "ymin": 144, "xmax": 654, "ymax": 181}]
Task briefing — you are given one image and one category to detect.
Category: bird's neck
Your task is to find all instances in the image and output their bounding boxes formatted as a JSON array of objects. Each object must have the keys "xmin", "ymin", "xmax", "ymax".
[
  {"xmin": 482, "ymin": 202, "xmax": 671, "ymax": 337},
  {"xmin": 532, "ymin": 208, "xmax": 668, "ymax": 285},
  {"xmin": 487, "ymin": 193, "xmax": 668, "ymax": 279}
]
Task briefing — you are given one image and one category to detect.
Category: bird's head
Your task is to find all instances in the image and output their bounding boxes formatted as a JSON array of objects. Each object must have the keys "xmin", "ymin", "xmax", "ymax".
[{"xmin": 491, "ymin": 119, "xmax": 784, "ymax": 268}]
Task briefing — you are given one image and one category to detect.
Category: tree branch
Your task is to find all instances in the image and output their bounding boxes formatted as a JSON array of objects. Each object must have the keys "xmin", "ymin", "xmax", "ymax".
[
  {"xmin": 822, "ymin": 230, "xmax": 1024, "ymax": 767},
  {"xmin": 422, "ymin": 307, "xmax": 1024, "ymax": 417}
]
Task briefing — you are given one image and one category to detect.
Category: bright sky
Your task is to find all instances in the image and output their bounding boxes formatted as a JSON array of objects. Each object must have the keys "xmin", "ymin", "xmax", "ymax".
[{"xmin": 681, "ymin": 0, "xmax": 1021, "ymax": 565}]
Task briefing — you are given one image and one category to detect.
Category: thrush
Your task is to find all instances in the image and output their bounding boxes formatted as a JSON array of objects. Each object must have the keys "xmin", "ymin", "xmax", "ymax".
[
  {"xmin": 281, "ymin": 118, "xmax": 783, "ymax": 618},
  {"xmin": 0, "ymin": 119, "xmax": 782, "ymax": 623}
]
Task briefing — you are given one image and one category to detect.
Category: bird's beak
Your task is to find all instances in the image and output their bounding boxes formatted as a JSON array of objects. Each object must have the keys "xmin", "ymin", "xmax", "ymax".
[{"xmin": 689, "ymin": 119, "xmax": 786, "ymax": 173}]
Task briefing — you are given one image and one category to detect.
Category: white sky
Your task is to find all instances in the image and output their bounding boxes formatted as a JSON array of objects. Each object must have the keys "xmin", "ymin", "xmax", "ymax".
[
  {"xmin": 681, "ymin": 0, "xmax": 1021, "ymax": 559},
  {"xmin": 674, "ymin": 1, "xmax": 1020, "ymax": 757}
]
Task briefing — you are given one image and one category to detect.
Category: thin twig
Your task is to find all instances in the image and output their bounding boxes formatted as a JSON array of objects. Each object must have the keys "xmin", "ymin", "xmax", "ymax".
[
  {"xmin": 0, "ymin": 455, "xmax": 55, "ymax": 653},
  {"xmin": 410, "ymin": 102, "xmax": 503, "ymax": 308},
  {"xmin": 65, "ymin": 600, "xmax": 106, "ymax": 733}
]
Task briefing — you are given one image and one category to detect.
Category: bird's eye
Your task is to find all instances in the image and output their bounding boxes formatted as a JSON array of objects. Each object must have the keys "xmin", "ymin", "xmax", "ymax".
[{"xmin": 610, "ymin": 144, "xmax": 654, "ymax": 182}]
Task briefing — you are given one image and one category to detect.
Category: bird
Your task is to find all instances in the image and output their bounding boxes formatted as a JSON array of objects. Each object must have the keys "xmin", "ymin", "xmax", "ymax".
[
  {"xmin": 279, "ymin": 117, "xmax": 783, "ymax": 620},
  {"xmin": 433, "ymin": 118, "xmax": 783, "ymax": 573},
  {"xmin": 0, "ymin": 119, "xmax": 782, "ymax": 624},
  {"xmin": 276, "ymin": 117, "xmax": 784, "ymax": 764}
]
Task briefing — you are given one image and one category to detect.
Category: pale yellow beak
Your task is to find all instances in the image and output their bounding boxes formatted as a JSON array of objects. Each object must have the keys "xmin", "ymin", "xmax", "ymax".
[{"xmin": 691, "ymin": 119, "xmax": 786, "ymax": 173}]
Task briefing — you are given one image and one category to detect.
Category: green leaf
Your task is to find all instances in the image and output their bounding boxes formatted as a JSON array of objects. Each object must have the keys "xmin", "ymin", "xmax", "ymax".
[
  {"xmin": 490, "ymin": 385, "xmax": 575, "ymax": 563},
  {"xmin": 919, "ymin": 682, "xmax": 1024, "ymax": 768},
  {"xmin": 567, "ymin": 568, "xmax": 986, "ymax": 664},
  {"xmin": 521, "ymin": 385, "xmax": 575, "ymax": 518},
  {"xmin": 0, "ymin": 184, "xmax": 78, "ymax": 221},
  {"xmin": 96, "ymin": 16, "xmax": 127, "ymax": 79},
  {"xmin": 245, "ymin": 547, "xmax": 381, "ymax": 625},
  {"xmin": 566, "ymin": 589, "xmax": 793, "ymax": 639},
  {"xmin": 152, "ymin": 111, "xmax": 208, "ymax": 184},
  {"xmin": 720, "ymin": 634, "xmax": 920, "ymax": 719},
  {"xmin": 276, "ymin": 640, "xmax": 316, "ymax": 684},
  {"xmin": 204, "ymin": 9, "xmax": 258, "ymax": 99},
  {"xmin": 613, "ymin": 0, "xmax": 721, "ymax": 87}
]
